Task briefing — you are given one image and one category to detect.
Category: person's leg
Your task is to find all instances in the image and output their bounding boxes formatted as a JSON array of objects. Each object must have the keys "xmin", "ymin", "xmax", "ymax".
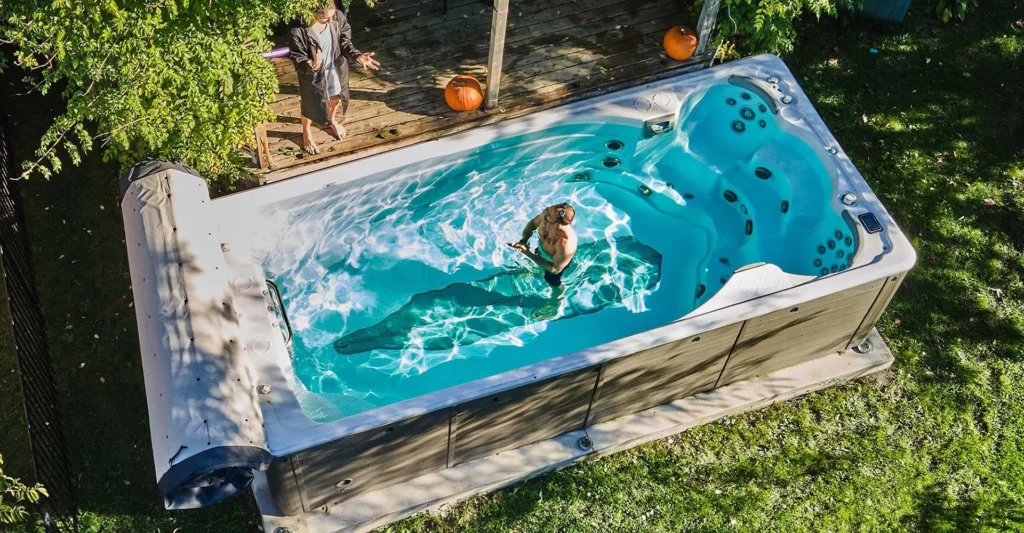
[
  {"xmin": 339, "ymin": 79, "xmax": 350, "ymax": 116},
  {"xmin": 337, "ymin": 65, "xmax": 352, "ymax": 139},
  {"xmin": 532, "ymin": 272, "xmax": 567, "ymax": 320},
  {"xmin": 301, "ymin": 115, "xmax": 319, "ymax": 155},
  {"xmin": 328, "ymin": 95, "xmax": 346, "ymax": 139}
]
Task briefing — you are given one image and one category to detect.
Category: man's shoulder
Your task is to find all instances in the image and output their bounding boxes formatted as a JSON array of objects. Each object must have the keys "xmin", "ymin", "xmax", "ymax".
[{"xmin": 560, "ymin": 231, "xmax": 578, "ymax": 250}]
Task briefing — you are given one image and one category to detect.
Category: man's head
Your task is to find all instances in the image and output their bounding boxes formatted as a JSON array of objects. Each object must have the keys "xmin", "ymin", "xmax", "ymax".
[
  {"xmin": 544, "ymin": 202, "xmax": 575, "ymax": 225},
  {"xmin": 313, "ymin": 2, "xmax": 336, "ymax": 23}
]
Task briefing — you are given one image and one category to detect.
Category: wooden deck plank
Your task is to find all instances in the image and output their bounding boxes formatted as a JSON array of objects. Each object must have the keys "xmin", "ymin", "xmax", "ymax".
[
  {"xmin": 266, "ymin": 22, "xmax": 672, "ymax": 142},
  {"xmin": 357, "ymin": 0, "xmax": 481, "ymax": 30},
  {"xmin": 272, "ymin": 0, "xmax": 676, "ymax": 98},
  {"xmin": 261, "ymin": 54, "xmax": 711, "ymax": 182},
  {"xmin": 271, "ymin": 0, "xmax": 679, "ymax": 106},
  {"xmin": 265, "ymin": 49, "xmax": 682, "ymax": 158},
  {"xmin": 261, "ymin": 51, "xmax": 711, "ymax": 177},
  {"xmin": 356, "ymin": 0, "xmax": 619, "ymax": 51},
  {"xmin": 272, "ymin": 1, "xmax": 632, "ymax": 101},
  {"xmin": 356, "ymin": 0, "xmax": 677, "ymax": 87},
  {"xmin": 264, "ymin": 37, "xmax": 680, "ymax": 153},
  {"xmin": 356, "ymin": 0, "xmax": 583, "ymax": 51},
  {"xmin": 381, "ymin": 0, "xmax": 674, "ymax": 71},
  {"xmin": 266, "ymin": 0, "xmax": 681, "ymax": 135},
  {"xmin": 262, "ymin": 53, "xmax": 697, "ymax": 170},
  {"xmin": 256, "ymin": 0, "xmax": 702, "ymax": 180}
]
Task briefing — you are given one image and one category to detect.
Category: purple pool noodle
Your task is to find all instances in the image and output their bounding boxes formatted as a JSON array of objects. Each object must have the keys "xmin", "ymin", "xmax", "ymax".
[{"xmin": 262, "ymin": 47, "xmax": 290, "ymax": 59}]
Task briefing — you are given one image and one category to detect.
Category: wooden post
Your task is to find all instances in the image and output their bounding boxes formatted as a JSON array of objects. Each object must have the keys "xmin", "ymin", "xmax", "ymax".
[
  {"xmin": 695, "ymin": 0, "xmax": 722, "ymax": 56},
  {"xmin": 254, "ymin": 123, "xmax": 271, "ymax": 170},
  {"xmin": 485, "ymin": 0, "xmax": 510, "ymax": 109}
]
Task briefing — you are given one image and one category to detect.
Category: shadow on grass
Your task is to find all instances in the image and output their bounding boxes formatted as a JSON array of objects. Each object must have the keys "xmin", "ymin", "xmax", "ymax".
[
  {"xmin": 907, "ymin": 481, "xmax": 1024, "ymax": 532},
  {"xmin": 791, "ymin": 5, "xmax": 1024, "ymax": 371}
]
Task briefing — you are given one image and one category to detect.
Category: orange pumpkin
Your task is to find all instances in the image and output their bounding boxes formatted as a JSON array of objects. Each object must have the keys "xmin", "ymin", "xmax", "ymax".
[
  {"xmin": 445, "ymin": 75, "xmax": 484, "ymax": 112},
  {"xmin": 663, "ymin": 26, "xmax": 698, "ymax": 61}
]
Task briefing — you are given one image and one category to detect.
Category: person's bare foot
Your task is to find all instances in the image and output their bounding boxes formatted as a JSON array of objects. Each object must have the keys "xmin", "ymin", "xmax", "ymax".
[
  {"xmin": 329, "ymin": 121, "xmax": 347, "ymax": 140},
  {"xmin": 302, "ymin": 131, "xmax": 319, "ymax": 155}
]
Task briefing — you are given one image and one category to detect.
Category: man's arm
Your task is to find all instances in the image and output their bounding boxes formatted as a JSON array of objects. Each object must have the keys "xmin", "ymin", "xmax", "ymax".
[
  {"xmin": 519, "ymin": 213, "xmax": 541, "ymax": 244},
  {"xmin": 548, "ymin": 247, "xmax": 572, "ymax": 274}
]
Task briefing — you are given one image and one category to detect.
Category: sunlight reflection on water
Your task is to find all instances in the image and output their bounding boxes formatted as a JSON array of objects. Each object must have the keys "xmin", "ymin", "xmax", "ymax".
[{"xmin": 251, "ymin": 83, "xmax": 854, "ymax": 421}]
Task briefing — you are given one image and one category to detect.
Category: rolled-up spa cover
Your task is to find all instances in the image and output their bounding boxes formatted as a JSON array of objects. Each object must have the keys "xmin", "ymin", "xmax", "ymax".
[{"xmin": 120, "ymin": 160, "xmax": 271, "ymax": 509}]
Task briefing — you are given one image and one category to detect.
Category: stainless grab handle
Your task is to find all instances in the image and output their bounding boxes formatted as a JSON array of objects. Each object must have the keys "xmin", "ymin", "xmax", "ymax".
[{"xmin": 265, "ymin": 279, "xmax": 293, "ymax": 344}]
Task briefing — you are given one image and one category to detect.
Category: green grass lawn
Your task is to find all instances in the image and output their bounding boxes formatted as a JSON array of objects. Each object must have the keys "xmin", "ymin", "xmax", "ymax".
[{"xmin": 1, "ymin": 0, "xmax": 1022, "ymax": 530}]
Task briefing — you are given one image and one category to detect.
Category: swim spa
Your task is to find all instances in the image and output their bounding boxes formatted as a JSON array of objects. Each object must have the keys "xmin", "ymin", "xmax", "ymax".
[{"xmin": 121, "ymin": 54, "xmax": 914, "ymax": 515}]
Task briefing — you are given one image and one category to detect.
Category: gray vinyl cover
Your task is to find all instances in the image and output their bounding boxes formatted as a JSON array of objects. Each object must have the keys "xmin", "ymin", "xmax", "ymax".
[{"xmin": 120, "ymin": 160, "xmax": 271, "ymax": 509}]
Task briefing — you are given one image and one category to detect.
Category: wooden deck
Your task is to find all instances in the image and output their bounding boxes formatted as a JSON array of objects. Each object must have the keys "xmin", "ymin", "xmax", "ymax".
[{"xmin": 254, "ymin": 0, "xmax": 712, "ymax": 183}]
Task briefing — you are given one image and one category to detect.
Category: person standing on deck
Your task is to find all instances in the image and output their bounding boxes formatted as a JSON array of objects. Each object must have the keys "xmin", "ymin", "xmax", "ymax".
[
  {"xmin": 288, "ymin": 2, "xmax": 381, "ymax": 155},
  {"xmin": 508, "ymin": 202, "xmax": 579, "ymax": 303}
]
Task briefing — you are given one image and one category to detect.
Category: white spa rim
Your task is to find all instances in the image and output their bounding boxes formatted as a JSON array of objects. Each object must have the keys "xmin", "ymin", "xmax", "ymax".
[
  {"xmin": 123, "ymin": 53, "xmax": 915, "ymax": 492},
  {"xmin": 205, "ymin": 54, "xmax": 915, "ymax": 456}
]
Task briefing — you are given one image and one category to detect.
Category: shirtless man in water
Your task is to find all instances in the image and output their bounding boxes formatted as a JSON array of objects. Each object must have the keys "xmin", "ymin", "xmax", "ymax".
[{"xmin": 507, "ymin": 203, "xmax": 579, "ymax": 291}]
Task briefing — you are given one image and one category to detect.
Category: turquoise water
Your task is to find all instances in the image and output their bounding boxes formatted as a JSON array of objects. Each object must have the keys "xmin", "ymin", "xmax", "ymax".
[{"xmin": 256, "ymin": 80, "xmax": 856, "ymax": 422}]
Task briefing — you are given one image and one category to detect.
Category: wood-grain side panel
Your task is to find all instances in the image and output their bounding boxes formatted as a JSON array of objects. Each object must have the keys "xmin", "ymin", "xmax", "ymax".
[
  {"xmin": 286, "ymin": 410, "xmax": 450, "ymax": 511},
  {"xmin": 449, "ymin": 367, "xmax": 599, "ymax": 467},
  {"xmin": 849, "ymin": 273, "xmax": 906, "ymax": 349},
  {"xmin": 717, "ymin": 279, "xmax": 887, "ymax": 387},
  {"xmin": 265, "ymin": 456, "xmax": 304, "ymax": 516},
  {"xmin": 587, "ymin": 322, "xmax": 742, "ymax": 426}
]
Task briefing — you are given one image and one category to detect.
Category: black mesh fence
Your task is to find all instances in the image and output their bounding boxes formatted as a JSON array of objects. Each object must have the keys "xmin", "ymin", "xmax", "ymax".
[{"xmin": 0, "ymin": 108, "xmax": 78, "ymax": 531}]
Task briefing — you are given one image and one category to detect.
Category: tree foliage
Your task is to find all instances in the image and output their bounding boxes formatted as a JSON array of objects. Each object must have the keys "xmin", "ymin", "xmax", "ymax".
[
  {"xmin": 0, "ymin": 0, "xmax": 336, "ymax": 183},
  {"xmin": 0, "ymin": 452, "xmax": 47, "ymax": 525},
  {"xmin": 704, "ymin": 0, "xmax": 858, "ymax": 58},
  {"xmin": 934, "ymin": 0, "xmax": 979, "ymax": 22},
  {"xmin": 705, "ymin": 0, "xmax": 978, "ymax": 59}
]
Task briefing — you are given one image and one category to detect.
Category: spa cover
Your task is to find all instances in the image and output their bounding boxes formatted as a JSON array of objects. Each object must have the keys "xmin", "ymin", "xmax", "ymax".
[{"xmin": 120, "ymin": 159, "xmax": 271, "ymax": 509}]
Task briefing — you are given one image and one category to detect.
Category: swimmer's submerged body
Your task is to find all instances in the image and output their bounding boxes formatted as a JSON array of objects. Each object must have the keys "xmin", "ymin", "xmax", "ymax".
[
  {"xmin": 536, "ymin": 247, "xmax": 570, "ymax": 287},
  {"xmin": 507, "ymin": 203, "xmax": 579, "ymax": 318}
]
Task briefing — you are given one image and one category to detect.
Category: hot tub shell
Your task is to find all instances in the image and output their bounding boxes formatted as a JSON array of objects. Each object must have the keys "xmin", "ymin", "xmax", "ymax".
[{"xmin": 120, "ymin": 54, "xmax": 914, "ymax": 516}]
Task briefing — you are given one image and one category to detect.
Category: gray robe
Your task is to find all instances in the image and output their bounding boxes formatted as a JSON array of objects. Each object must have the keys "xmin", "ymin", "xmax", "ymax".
[{"xmin": 288, "ymin": 11, "xmax": 362, "ymax": 125}]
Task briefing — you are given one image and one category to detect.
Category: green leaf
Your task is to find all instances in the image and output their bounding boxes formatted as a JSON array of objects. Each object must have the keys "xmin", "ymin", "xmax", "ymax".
[
  {"xmin": 0, "ymin": 451, "xmax": 46, "ymax": 525},
  {"xmin": 1, "ymin": 0, "xmax": 377, "ymax": 183}
]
